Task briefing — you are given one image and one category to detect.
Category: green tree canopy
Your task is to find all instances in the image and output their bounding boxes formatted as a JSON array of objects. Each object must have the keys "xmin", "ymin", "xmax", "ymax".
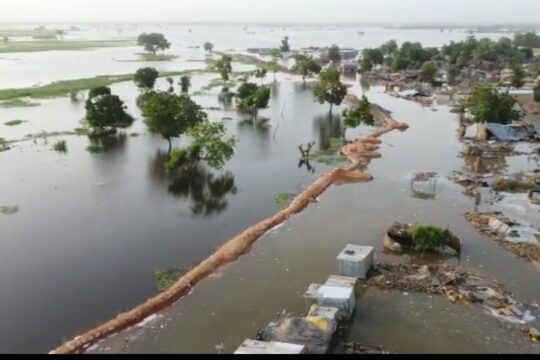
[
  {"xmin": 85, "ymin": 87, "xmax": 133, "ymax": 131},
  {"xmin": 293, "ymin": 54, "xmax": 322, "ymax": 84},
  {"xmin": 313, "ymin": 68, "xmax": 348, "ymax": 114},
  {"xmin": 342, "ymin": 95, "xmax": 375, "ymax": 138},
  {"xmin": 328, "ymin": 44, "xmax": 341, "ymax": 63},
  {"xmin": 203, "ymin": 42, "xmax": 214, "ymax": 53},
  {"xmin": 141, "ymin": 92, "xmax": 208, "ymax": 152},
  {"xmin": 134, "ymin": 67, "xmax": 159, "ymax": 92},
  {"xmin": 514, "ymin": 32, "xmax": 540, "ymax": 48},
  {"xmin": 180, "ymin": 75, "xmax": 191, "ymax": 93},
  {"xmin": 236, "ymin": 82, "xmax": 271, "ymax": 120},
  {"xmin": 419, "ymin": 61, "xmax": 438, "ymax": 83},
  {"xmin": 165, "ymin": 122, "xmax": 236, "ymax": 172},
  {"xmin": 137, "ymin": 33, "xmax": 170, "ymax": 54},
  {"xmin": 215, "ymin": 55, "xmax": 233, "ymax": 81},
  {"xmin": 254, "ymin": 68, "xmax": 268, "ymax": 84},
  {"xmin": 280, "ymin": 36, "xmax": 290, "ymax": 52},
  {"xmin": 511, "ymin": 64, "xmax": 526, "ymax": 89},
  {"xmin": 466, "ymin": 84, "xmax": 522, "ymax": 124}
]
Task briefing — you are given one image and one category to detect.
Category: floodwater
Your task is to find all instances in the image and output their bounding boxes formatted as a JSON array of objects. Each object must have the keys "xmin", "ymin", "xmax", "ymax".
[{"xmin": 1, "ymin": 24, "xmax": 539, "ymax": 354}]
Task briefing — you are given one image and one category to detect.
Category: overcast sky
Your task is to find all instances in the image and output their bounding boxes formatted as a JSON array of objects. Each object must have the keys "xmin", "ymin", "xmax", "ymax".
[{"xmin": 1, "ymin": 0, "xmax": 539, "ymax": 24}]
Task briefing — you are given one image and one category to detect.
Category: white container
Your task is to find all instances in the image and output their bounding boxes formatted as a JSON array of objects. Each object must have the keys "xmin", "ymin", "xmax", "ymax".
[
  {"xmin": 235, "ymin": 340, "xmax": 305, "ymax": 354},
  {"xmin": 337, "ymin": 245, "xmax": 374, "ymax": 279}
]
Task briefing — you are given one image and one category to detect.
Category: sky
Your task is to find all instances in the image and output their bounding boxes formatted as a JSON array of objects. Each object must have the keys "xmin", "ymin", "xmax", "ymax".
[{"xmin": 1, "ymin": 0, "xmax": 539, "ymax": 24}]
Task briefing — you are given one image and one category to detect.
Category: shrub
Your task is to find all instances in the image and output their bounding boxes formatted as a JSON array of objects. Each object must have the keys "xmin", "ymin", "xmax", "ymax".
[{"xmin": 411, "ymin": 225, "xmax": 446, "ymax": 252}]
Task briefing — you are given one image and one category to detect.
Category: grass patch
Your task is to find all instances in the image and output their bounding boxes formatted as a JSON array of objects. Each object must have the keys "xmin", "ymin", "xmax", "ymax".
[
  {"xmin": 0, "ymin": 29, "xmax": 59, "ymax": 38},
  {"xmin": 118, "ymin": 53, "xmax": 178, "ymax": 62},
  {"xmin": 275, "ymin": 193, "xmax": 296, "ymax": 209},
  {"xmin": 52, "ymin": 140, "xmax": 67, "ymax": 152},
  {"xmin": 154, "ymin": 267, "xmax": 191, "ymax": 291},
  {"xmin": 4, "ymin": 119, "xmax": 25, "ymax": 126},
  {"xmin": 0, "ymin": 40, "xmax": 134, "ymax": 54},
  {"xmin": 0, "ymin": 99, "xmax": 40, "ymax": 108},
  {"xmin": 0, "ymin": 70, "xmax": 196, "ymax": 101},
  {"xmin": 0, "ymin": 205, "xmax": 19, "ymax": 215}
]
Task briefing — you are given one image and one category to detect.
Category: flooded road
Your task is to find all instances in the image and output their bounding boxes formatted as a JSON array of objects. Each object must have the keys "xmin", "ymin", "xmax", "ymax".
[{"xmin": 1, "ymin": 25, "xmax": 539, "ymax": 353}]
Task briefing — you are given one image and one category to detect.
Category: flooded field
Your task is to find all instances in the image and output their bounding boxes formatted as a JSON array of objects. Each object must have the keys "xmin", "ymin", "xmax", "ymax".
[{"xmin": 1, "ymin": 24, "xmax": 540, "ymax": 354}]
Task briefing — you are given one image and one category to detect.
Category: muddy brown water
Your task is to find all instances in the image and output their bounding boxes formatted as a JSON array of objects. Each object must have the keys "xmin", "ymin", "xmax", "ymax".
[{"xmin": 1, "ymin": 25, "xmax": 539, "ymax": 353}]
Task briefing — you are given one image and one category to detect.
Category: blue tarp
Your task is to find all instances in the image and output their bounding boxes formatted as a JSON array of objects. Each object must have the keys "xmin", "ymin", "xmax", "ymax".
[{"xmin": 485, "ymin": 123, "xmax": 523, "ymax": 141}]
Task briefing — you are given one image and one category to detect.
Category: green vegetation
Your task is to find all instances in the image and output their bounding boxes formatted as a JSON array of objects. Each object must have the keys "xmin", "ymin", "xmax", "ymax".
[
  {"xmin": 85, "ymin": 86, "xmax": 134, "ymax": 131},
  {"xmin": 140, "ymin": 53, "xmax": 177, "ymax": 62},
  {"xmin": 0, "ymin": 28, "xmax": 59, "ymax": 38},
  {"xmin": 214, "ymin": 55, "xmax": 233, "ymax": 81},
  {"xmin": 86, "ymin": 142, "xmax": 105, "ymax": 153},
  {"xmin": 313, "ymin": 68, "xmax": 347, "ymax": 114},
  {"xmin": 309, "ymin": 137, "xmax": 346, "ymax": 165},
  {"xmin": 266, "ymin": 48, "xmax": 282, "ymax": 81},
  {"xmin": 275, "ymin": 193, "xmax": 296, "ymax": 209},
  {"xmin": 165, "ymin": 122, "xmax": 236, "ymax": 172},
  {"xmin": 280, "ymin": 36, "xmax": 290, "ymax": 53},
  {"xmin": 328, "ymin": 44, "xmax": 341, "ymax": 63},
  {"xmin": 534, "ymin": 81, "xmax": 540, "ymax": 102},
  {"xmin": 52, "ymin": 140, "xmax": 67, "ymax": 153},
  {"xmin": 0, "ymin": 99, "xmax": 40, "ymax": 108},
  {"xmin": 141, "ymin": 92, "xmax": 208, "ymax": 153},
  {"xmin": 236, "ymin": 82, "xmax": 271, "ymax": 120},
  {"xmin": 180, "ymin": 75, "xmax": 191, "ymax": 93},
  {"xmin": 419, "ymin": 61, "xmax": 438, "ymax": 83},
  {"xmin": 0, "ymin": 71, "xmax": 193, "ymax": 101},
  {"xmin": 4, "ymin": 119, "xmax": 25, "ymax": 126},
  {"xmin": 0, "ymin": 205, "xmax": 19, "ymax": 215},
  {"xmin": 411, "ymin": 225, "xmax": 446, "ymax": 253},
  {"xmin": 343, "ymin": 96, "xmax": 375, "ymax": 138},
  {"xmin": 0, "ymin": 40, "xmax": 133, "ymax": 54},
  {"xmin": 466, "ymin": 84, "xmax": 522, "ymax": 124},
  {"xmin": 134, "ymin": 67, "xmax": 159, "ymax": 92},
  {"xmin": 293, "ymin": 54, "xmax": 322, "ymax": 84},
  {"xmin": 203, "ymin": 42, "xmax": 214, "ymax": 53},
  {"xmin": 154, "ymin": 267, "xmax": 191, "ymax": 291},
  {"xmin": 513, "ymin": 32, "xmax": 540, "ymax": 48},
  {"xmin": 137, "ymin": 33, "xmax": 170, "ymax": 54},
  {"xmin": 511, "ymin": 64, "xmax": 526, "ymax": 89},
  {"xmin": 254, "ymin": 68, "xmax": 268, "ymax": 84}
]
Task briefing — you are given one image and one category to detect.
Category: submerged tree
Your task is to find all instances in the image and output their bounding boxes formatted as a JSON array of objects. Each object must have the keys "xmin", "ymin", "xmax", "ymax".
[
  {"xmin": 293, "ymin": 54, "xmax": 322, "ymax": 85},
  {"xmin": 328, "ymin": 44, "xmax": 341, "ymax": 63},
  {"xmin": 134, "ymin": 67, "xmax": 159, "ymax": 92},
  {"xmin": 236, "ymin": 82, "xmax": 271, "ymax": 120},
  {"xmin": 166, "ymin": 77, "xmax": 174, "ymax": 93},
  {"xmin": 180, "ymin": 75, "xmax": 191, "ymax": 93},
  {"xmin": 280, "ymin": 36, "xmax": 290, "ymax": 53},
  {"xmin": 215, "ymin": 55, "xmax": 233, "ymax": 81},
  {"xmin": 203, "ymin": 42, "xmax": 214, "ymax": 53},
  {"xmin": 313, "ymin": 68, "xmax": 348, "ymax": 115},
  {"xmin": 165, "ymin": 122, "xmax": 236, "ymax": 172},
  {"xmin": 254, "ymin": 68, "xmax": 268, "ymax": 84},
  {"xmin": 141, "ymin": 92, "xmax": 207, "ymax": 153},
  {"xmin": 137, "ymin": 33, "xmax": 170, "ymax": 54},
  {"xmin": 342, "ymin": 95, "xmax": 375, "ymax": 139},
  {"xmin": 85, "ymin": 86, "xmax": 134, "ymax": 132},
  {"xmin": 266, "ymin": 48, "xmax": 282, "ymax": 81}
]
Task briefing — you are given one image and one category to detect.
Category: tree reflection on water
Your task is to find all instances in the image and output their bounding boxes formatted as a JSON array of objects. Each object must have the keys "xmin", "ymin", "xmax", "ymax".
[{"xmin": 168, "ymin": 166, "xmax": 237, "ymax": 217}]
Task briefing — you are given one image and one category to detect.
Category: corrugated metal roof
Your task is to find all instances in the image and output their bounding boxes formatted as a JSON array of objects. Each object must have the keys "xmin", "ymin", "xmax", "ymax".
[{"xmin": 485, "ymin": 123, "xmax": 523, "ymax": 141}]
